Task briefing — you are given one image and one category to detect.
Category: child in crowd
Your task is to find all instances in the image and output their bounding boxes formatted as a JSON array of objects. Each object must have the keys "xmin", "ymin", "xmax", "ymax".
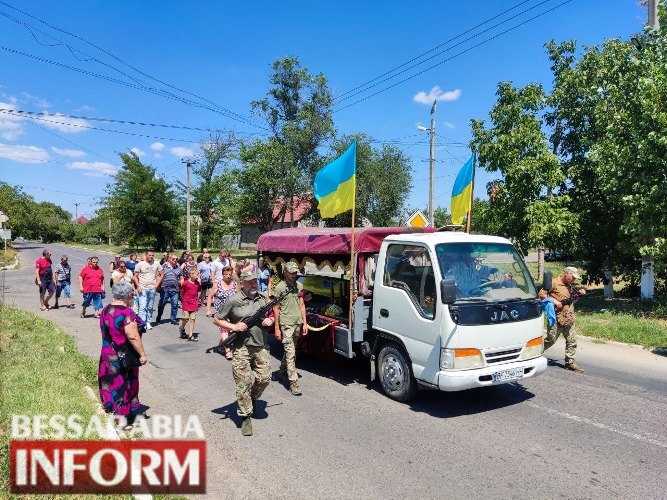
[{"xmin": 179, "ymin": 267, "xmax": 201, "ymax": 342}]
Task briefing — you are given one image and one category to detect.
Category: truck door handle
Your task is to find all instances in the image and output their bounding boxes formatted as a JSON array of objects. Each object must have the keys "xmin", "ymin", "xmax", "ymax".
[{"xmin": 380, "ymin": 308, "xmax": 389, "ymax": 318}]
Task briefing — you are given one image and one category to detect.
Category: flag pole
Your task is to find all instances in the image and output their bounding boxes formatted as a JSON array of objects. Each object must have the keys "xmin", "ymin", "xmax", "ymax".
[
  {"xmin": 465, "ymin": 152, "xmax": 476, "ymax": 234},
  {"xmin": 348, "ymin": 147, "xmax": 358, "ymax": 331}
]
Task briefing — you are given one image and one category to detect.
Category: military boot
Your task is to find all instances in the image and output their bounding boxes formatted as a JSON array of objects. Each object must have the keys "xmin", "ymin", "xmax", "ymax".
[
  {"xmin": 289, "ymin": 382, "xmax": 302, "ymax": 396},
  {"xmin": 564, "ymin": 361, "xmax": 584, "ymax": 373},
  {"xmin": 241, "ymin": 417, "xmax": 253, "ymax": 436}
]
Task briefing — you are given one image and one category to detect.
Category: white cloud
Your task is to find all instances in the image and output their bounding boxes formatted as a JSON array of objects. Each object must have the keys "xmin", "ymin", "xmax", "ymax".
[
  {"xmin": 150, "ymin": 142, "xmax": 165, "ymax": 152},
  {"xmin": 38, "ymin": 112, "xmax": 90, "ymax": 134},
  {"xmin": 51, "ymin": 146, "xmax": 86, "ymax": 158},
  {"xmin": 413, "ymin": 86, "xmax": 462, "ymax": 105},
  {"xmin": 443, "ymin": 121, "xmax": 455, "ymax": 129},
  {"xmin": 20, "ymin": 92, "xmax": 51, "ymax": 109},
  {"xmin": 0, "ymin": 101, "xmax": 25, "ymax": 141},
  {"xmin": 0, "ymin": 142, "xmax": 49, "ymax": 163},
  {"xmin": 130, "ymin": 147, "xmax": 145, "ymax": 157},
  {"xmin": 68, "ymin": 161, "xmax": 118, "ymax": 176},
  {"xmin": 169, "ymin": 146, "xmax": 194, "ymax": 158}
]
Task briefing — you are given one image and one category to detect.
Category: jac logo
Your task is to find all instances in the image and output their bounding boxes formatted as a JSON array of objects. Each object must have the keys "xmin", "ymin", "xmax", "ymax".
[{"xmin": 490, "ymin": 309, "xmax": 519, "ymax": 322}]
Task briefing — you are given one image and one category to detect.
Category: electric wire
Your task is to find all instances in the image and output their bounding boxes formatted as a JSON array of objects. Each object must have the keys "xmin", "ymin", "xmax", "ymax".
[
  {"xmin": 334, "ymin": 0, "xmax": 549, "ymax": 102},
  {"xmin": 335, "ymin": 0, "xmax": 575, "ymax": 112}
]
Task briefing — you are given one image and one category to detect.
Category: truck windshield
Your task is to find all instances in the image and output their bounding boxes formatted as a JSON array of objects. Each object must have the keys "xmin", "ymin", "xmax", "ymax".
[{"xmin": 435, "ymin": 243, "xmax": 536, "ymax": 302}]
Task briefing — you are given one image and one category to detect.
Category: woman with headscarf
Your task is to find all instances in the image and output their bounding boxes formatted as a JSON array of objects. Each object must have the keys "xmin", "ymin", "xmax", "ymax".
[{"xmin": 98, "ymin": 281, "xmax": 148, "ymax": 427}]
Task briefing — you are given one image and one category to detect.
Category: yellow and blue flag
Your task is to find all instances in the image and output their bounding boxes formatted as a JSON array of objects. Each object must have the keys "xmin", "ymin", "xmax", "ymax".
[
  {"xmin": 450, "ymin": 155, "xmax": 474, "ymax": 225},
  {"xmin": 314, "ymin": 141, "xmax": 356, "ymax": 219}
]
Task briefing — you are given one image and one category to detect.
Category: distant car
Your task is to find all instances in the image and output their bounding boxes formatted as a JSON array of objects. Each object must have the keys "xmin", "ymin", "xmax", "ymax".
[{"xmin": 545, "ymin": 250, "xmax": 574, "ymax": 262}]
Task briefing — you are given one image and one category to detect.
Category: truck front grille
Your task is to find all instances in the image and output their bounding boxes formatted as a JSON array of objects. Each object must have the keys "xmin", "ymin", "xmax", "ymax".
[{"xmin": 485, "ymin": 347, "xmax": 521, "ymax": 364}]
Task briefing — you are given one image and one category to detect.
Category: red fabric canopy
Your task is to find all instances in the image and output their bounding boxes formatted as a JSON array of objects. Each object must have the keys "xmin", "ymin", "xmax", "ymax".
[{"xmin": 257, "ymin": 227, "xmax": 433, "ymax": 255}]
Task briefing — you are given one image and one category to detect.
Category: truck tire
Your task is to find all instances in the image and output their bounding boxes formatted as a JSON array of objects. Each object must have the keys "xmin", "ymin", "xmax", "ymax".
[{"xmin": 377, "ymin": 344, "xmax": 416, "ymax": 402}]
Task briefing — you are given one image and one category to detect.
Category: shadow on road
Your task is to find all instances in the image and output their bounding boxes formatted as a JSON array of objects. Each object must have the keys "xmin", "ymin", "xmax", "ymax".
[
  {"xmin": 407, "ymin": 383, "xmax": 535, "ymax": 418},
  {"xmin": 211, "ymin": 399, "xmax": 273, "ymax": 428},
  {"xmin": 268, "ymin": 339, "xmax": 367, "ymax": 387}
]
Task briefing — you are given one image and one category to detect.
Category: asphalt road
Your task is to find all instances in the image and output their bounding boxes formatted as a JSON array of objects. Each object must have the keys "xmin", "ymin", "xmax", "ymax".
[{"xmin": 3, "ymin": 242, "xmax": 667, "ymax": 499}]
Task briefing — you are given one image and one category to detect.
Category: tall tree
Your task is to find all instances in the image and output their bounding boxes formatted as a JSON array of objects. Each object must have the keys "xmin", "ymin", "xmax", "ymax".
[
  {"xmin": 191, "ymin": 134, "xmax": 237, "ymax": 248},
  {"xmin": 250, "ymin": 57, "xmax": 335, "ymax": 223},
  {"xmin": 104, "ymin": 153, "xmax": 180, "ymax": 250},
  {"xmin": 471, "ymin": 82, "xmax": 575, "ymax": 265}
]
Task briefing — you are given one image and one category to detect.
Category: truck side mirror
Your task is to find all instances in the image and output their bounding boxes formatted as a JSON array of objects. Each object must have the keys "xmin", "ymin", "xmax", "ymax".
[
  {"xmin": 440, "ymin": 279, "xmax": 457, "ymax": 305},
  {"xmin": 542, "ymin": 270, "xmax": 553, "ymax": 292}
]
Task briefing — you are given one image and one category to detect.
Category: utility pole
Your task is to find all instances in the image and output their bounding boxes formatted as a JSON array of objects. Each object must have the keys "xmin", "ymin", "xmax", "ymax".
[
  {"xmin": 183, "ymin": 159, "xmax": 194, "ymax": 251},
  {"xmin": 108, "ymin": 218, "xmax": 111, "ymax": 246},
  {"xmin": 74, "ymin": 202, "xmax": 80, "ymax": 221},
  {"xmin": 428, "ymin": 100, "xmax": 437, "ymax": 227},
  {"xmin": 648, "ymin": 0, "xmax": 659, "ymax": 29}
]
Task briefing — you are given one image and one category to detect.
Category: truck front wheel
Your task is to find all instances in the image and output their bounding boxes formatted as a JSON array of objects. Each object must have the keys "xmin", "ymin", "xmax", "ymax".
[{"xmin": 377, "ymin": 344, "xmax": 416, "ymax": 402}]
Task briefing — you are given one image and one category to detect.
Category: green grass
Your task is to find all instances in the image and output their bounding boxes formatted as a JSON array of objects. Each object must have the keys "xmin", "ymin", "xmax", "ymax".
[
  {"xmin": 0, "ymin": 246, "xmax": 18, "ymax": 268},
  {"xmin": 0, "ymin": 306, "xmax": 107, "ymax": 498},
  {"xmin": 573, "ymin": 289, "xmax": 667, "ymax": 348}
]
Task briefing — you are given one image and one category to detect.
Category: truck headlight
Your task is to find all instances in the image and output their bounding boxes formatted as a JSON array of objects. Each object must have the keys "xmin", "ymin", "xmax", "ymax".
[
  {"xmin": 440, "ymin": 348, "xmax": 484, "ymax": 370},
  {"xmin": 520, "ymin": 336, "xmax": 544, "ymax": 360}
]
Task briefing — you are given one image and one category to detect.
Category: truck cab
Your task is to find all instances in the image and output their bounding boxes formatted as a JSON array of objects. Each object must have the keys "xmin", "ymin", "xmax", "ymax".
[{"xmin": 370, "ymin": 232, "xmax": 547, "ymax": 401}]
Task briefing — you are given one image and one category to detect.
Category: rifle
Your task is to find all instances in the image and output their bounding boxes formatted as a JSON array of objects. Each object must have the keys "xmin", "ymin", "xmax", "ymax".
[{"xmin": 206, "ymin": 291, "xmax": 288, "ymax": 353}]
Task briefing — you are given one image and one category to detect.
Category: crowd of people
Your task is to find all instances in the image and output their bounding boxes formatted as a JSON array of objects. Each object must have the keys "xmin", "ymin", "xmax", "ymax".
[{"xmin": 34, "ymin": 247, "xmax": 302, "ymax": 435}]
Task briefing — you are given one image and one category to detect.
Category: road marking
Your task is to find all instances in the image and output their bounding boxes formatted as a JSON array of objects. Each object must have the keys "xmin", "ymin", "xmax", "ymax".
[{"xmin": 527, "ymin": 402, "xmax": 667, "ymax": 449}]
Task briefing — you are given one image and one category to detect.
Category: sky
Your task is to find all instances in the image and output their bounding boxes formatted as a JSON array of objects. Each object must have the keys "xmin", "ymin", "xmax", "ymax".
[{"xmin": 0, "ymin": 0, "xmax": 648, "ymax": 221}]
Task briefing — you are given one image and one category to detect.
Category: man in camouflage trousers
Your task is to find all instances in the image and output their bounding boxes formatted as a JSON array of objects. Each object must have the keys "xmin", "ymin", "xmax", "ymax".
[
  {"xmin": 544, "ymin": 266, "xmax": 587, "ymax": 373},
  {"xmin": 272, "ymin": 261, "xmax": 307, "ymax": 396},
  {"xmin": 213, "ymin": 269, "xmax": 274, "ymax": 436}
]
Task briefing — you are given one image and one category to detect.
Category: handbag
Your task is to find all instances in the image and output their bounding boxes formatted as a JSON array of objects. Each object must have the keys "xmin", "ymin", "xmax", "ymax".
[{"xmin": 113, "ymin": 340, "xmax": 142, "ymax": 370}]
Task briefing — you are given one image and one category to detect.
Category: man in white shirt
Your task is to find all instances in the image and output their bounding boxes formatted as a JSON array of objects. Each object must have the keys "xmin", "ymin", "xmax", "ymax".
[
  {"xmin": 211, "ymin": 248, "xmax": 234, "ymax": 280},
  {"xmin": 132, "ymin": 250, "xmax": 160, "ymax": 329}
]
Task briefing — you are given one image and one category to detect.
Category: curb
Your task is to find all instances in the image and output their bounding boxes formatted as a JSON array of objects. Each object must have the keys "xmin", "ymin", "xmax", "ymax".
[
  {"xmin": 0, "ymin": 252, "xmax": 20, "ymax": 271},
  {"xmin": 579, "ymin": 334, "xmax": 665, "ymax": 356}
]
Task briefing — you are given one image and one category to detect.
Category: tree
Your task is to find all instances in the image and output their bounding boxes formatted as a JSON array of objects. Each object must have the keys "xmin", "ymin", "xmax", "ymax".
[
  {"xmin": 250, "ymin": 57, "xmax": 335, "ymax": 224},
  {"xmin": 547, "ymin": 18, "xmax": 667, "ymax": 290},
  {"xmin": 104, "ymin": 153, "xmax": 180, "ymax": 250},
  {"xmin": 191, "ymin": 134, "xmax": 237, "ymax": 248},
  {"xmin": 470, "ymin": 82, "xmax": 575, "ymax": 274},
  {"xmin": 0, "ymin": 182, "xmax": 72, "ymax": 241},
  {"xmin": 433, "ymin": 207, "xmax": 451, "ymax": 227},
  {"xmin": 326, "ymin": 134, "xmax": 412, "ymax": 227}
]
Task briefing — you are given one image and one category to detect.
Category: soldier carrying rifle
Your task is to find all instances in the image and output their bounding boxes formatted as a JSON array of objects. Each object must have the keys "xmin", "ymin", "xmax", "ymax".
[{"xmin": 213, "ymin": 269, "xmax": 275, "ymax": 436}]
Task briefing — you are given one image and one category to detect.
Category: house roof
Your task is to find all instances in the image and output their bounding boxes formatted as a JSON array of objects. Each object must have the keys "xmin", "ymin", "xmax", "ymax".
[
  {"xmin": 75, "ymin": 216, "xmax": 89, "ymax": 224},
  {"xmin": 244, "ymin": 195, "xmax": 313, "ymax": 225}
]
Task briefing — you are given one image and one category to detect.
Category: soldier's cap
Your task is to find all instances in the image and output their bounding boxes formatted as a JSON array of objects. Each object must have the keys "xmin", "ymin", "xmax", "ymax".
[
  {"xmin": 239, "ymin": 268, "xmax": 258, "ymax": 281},
  {"xmin": 563, "ymin": 266, "xmax": 581, "ymax": 280},
  {"xmin": 284, "ymin": 261, "xmax": 299, "ymax": 274}
]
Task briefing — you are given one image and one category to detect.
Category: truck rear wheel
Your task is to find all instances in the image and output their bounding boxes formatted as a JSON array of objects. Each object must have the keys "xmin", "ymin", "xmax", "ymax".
[{"xmin": 377, "ymin": 344, "xmax": 416, "ymax": 402}]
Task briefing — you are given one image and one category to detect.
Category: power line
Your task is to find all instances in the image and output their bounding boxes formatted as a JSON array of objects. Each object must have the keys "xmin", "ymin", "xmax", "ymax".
[
  {"xmin": 0, "ymin": 44, "xmax": 265, "ymax": 130},
  {"xmin": 0, "ymin": 107, "xmax": 263, "ymax": 137},
  {"xmin": 0, "ymin": 0, "xmax": 258, "ymax": 126},
  {"xmin": 0, "ymin": 109, "xmax": 204, "ymax": 143},
  {"xmin": 334, "ymin": 0, "xmax": 537, "ymax": 101},
  {"xmin": 334, "ymin": 0, "xmax": 576, "ymax": 112}
]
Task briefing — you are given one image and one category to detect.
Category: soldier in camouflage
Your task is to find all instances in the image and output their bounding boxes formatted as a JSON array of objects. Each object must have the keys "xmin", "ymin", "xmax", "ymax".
[
  {"xmin": 213, "ymin": 269, "xmax": 274, "ymax": 436},
  {"xmin": 272, "ymin": 261, "xmax": 308, "ymax": 396},
  {"xmin": 544, "ymin": 266, "xmax": 587, "ymax": 373}
]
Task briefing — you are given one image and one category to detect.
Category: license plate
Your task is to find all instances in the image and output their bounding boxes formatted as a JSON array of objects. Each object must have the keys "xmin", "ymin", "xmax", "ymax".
[{"xmin": 492, "ymin": 366, "xmax": 524, "ymax": 383}]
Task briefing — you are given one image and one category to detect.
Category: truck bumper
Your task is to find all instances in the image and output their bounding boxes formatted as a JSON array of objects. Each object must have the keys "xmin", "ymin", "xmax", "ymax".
[{"xmin": 436, "ymin": 355, "xmax": 547, "ymax": 392}]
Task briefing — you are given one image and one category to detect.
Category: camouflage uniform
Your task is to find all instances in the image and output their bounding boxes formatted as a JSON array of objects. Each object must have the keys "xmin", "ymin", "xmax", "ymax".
[
  {"xmin": 273, "ymin": 275, "xmax": 304, "ymax": 386},
  {"xmin": 545, "ymin": 276, "xmax": 577, "ymax": 363},
  {"xmin": 216, "ymin": 288, "xmax": 271, "ymax": 417}
]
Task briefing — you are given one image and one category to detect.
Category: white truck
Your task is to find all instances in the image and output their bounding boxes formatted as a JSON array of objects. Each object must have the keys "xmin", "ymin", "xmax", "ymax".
[{"xmin": 257, "ymin": 227, "xmax": 549, "ymax": 402}]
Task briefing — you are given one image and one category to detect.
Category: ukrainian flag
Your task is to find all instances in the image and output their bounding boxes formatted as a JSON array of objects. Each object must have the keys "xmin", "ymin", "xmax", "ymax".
[
  {"xmin": 314, "ymin": 141, "xmax": 356, "ymax": 219},
  {"xmin": 450, "ymin": 155, "xmax": 474, "ymax": 225}
]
